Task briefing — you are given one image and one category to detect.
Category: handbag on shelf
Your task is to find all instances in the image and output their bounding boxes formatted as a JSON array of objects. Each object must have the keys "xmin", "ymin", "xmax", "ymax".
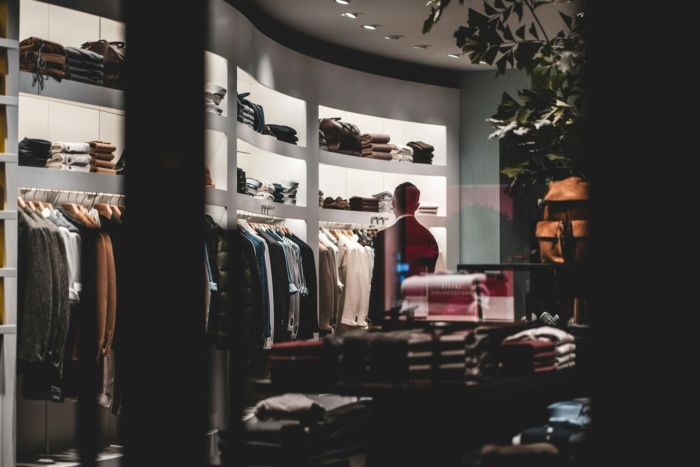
[
  {"xmin": 536, "ymin": 219, "xmax": 590, "ymax": 263},
  {"xmin": 80, "ymin": 39, "xmax": 126, "ymax": 88},
  {"xmin": 537, "ymin": 176, "xmax": 591, "ymax": 263},
  {"xmin": 541, "ymin": 176, "xmax": 591, "ymax": 221}
]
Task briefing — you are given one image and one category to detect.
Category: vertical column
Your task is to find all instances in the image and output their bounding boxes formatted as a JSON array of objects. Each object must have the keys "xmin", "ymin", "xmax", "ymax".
[
  {"xmin": 121, "ymin": 1, "xmax": 208, "ymax": 465},
  {"xmin": 0, "ymin": 0, "xmax": 18, "ymax": 465}
]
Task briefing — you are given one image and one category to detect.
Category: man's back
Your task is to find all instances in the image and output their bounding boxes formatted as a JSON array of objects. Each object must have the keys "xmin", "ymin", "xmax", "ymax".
[{"xmin": 368, "ymin": 216, "xmax": 439, "ymax": 321}]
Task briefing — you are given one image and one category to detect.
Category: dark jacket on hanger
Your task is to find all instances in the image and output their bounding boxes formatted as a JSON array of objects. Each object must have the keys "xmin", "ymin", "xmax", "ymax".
[{"xmin": 205, "ymin": 215, "xmax": 234, "ymax": 348}]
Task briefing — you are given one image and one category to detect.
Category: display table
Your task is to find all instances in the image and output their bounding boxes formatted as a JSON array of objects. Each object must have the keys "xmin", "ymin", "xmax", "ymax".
[{"xmin": 253, "ymin": 369, "xmax": 590, "ymax": 466}]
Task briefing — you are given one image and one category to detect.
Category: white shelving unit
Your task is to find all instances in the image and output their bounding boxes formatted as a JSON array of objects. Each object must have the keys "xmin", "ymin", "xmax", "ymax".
[
  {"xmin": 6, "ymin": 0, "xmax": 462, "ymax": 462},
  {"xmin": 1, "ymin": 0, "xmax": 19, "ymax": 465}
]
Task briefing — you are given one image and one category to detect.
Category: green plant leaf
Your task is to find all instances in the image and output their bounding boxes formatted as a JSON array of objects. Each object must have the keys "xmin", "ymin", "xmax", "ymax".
[
  {"xmin": 422, "ymin": 0, "xmax": 588, "ymax": 197},
  {"xmin": 558, "ymin": 10, "xmax": 573, "ymax": 30},
  {"xmin": 528, "ymin": 22, "xmax": 539, "ymax": 40},
  {"xmin": 513, "ymin": 1, "xmax": 524, "ymax": 20},
  {"xmin": 502, "ymin": 25, "xmax": 515, "ymax": 41},
  {"xmin": 484, "ymin": 2, "xmax": 498, "ymax": 16}
]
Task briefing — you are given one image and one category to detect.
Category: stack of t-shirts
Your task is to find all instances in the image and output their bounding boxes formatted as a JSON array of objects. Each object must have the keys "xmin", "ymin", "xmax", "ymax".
[
  {"xmin": 322, "ymin": 196, "xmax": 350, "ymax": 210},
  {"xmin": 45, "ymin": 141, "xmax": 91, "ymax": 172},
  {"xmin": 246, "ymin": 177, "xmax": 273, "ymax": 200},
  {"xmin": 19, "ymin": 37, "xmax": 66, "ymax": 88},
  {"xmin": 433, "ymin": 326, "xmax": 507, "ymax": 385},
  {"xmin": 435, "ymin": 330, "xmax": 471, "ymax": 382},
  {"xmin": 237, "ymin": 96, "xmax": 255, "ymax": 127},
  {"xmin": 512, "ymin": 398, "xmax": 592, "ymax": 466},
  {"xmin": 502, "ymin": 325, "xmax": 577, "ymax": 372},
  {"xmin": 278, "ymin": 180, "xmax": 299, "ymax": 205},
  {"xmin": 407, "ymin": 141, "xmax": 435, "ymax": 164},
  {"xmin": 269, "ymin": 340, "xmax": 328, "ymax": 384},
  {"xmin": 390, "ymin": 143, "xmax": 414, "ymax": 162},
  {"xmin": 360, "ymin": 133, "xmax": 393, "ymax": 161},
  {"xmin": 330, "ymin": 328, "xmax": 434, "ymax": 384},
  {"xmin": 18, "ymin": 137, "xmax": 52, "ymax": 167},
  {"xmin": 229, "ymin": 393, "xmax": 327, "ymax": 465},
  {"xmin": 372, "ymin": 190, "xmax": 393, "ymax": 213},
  {"xmin": 264, "ymin": 124, "xmax": 299, "ymax": 145},
  {"xmin": 87, "ymin": 141, "xmax": 118, "ymax": 174},
  {"xmin": 349, "ymin": 196, "xmax": 379, "ymax": 212},
  {"xmin": 309, "ymin": 399, "xmax": 374, "ymax": 453},
  {"xmin": 204, "ymin": 82, "xmax": 227, "ymax": 115},
  {"xmin": 416, "ymin": 202, "xmax": 439, "ymax": 215},
  {"xmin": 500, "ymin": 338, "xmax": 557, "ymax": 375},
  {"xmin": 465, "ymin": 324, "xmax": 526, "ymax": 384},
  {"xmin": 63, "ymin": 46, "xmax": 104, "ymax": 86}
]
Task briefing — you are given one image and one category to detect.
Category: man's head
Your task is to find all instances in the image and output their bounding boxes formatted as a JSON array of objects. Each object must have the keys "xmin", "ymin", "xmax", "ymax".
[{"xmin": 393, "ymin": 182, "xmax": 420, "ymax": 216}]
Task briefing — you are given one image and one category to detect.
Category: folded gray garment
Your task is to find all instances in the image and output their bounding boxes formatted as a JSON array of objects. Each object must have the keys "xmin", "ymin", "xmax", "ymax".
[
  {"xmin": 204, "ymin": 82, "xmax": 227, "ymax": 97},
  {"xmin": 47, "ymin": 153, "xmax": 92, "ymax": 165},
  {"xmin": 65, "ymin": 46, "xmax": 104, "ymax": 64},
  {"xmin": 253, "ymin": 393, "xmax": 326, "ymax": 421}
]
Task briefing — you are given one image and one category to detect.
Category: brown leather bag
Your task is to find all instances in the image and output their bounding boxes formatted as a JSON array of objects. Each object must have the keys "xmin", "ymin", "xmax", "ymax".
[
  {"xmin": 81, "ymin": 40, "xmax": 126, "ymax": 88},
  {"xmin": 536, "ymin": 219, "xmax": 590, "ymax": 263},
  {"xmin": 542, "ymin": 176, "xmax": 591, "ymax": 220},
  {"xmin": 319, "ymin": 117, "xmax": 362, "ymax": 155},
  {"xmin": 537, "ymin": 176, "xmax": 591, "ymax": 263}
]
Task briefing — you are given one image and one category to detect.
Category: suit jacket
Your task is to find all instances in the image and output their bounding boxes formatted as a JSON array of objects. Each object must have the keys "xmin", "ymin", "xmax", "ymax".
[{"xmin": 368, "ymin": 215, "xmax": 439, "ymax": 322}]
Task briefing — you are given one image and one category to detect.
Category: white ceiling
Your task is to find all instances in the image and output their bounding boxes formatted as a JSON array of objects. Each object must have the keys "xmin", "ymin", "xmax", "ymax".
[{"xmin": 250, "ymin": 0, "xmax": 584, "ymax": 73}]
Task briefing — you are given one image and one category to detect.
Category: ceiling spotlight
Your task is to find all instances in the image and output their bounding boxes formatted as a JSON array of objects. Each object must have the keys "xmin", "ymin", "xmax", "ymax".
[
  {"xmin": 384, "ymin": 35, "xmax": 404, "ymax": 40},
  {"xmin": 447, "ymin": 53, "xmax": 462, "ymax": 58},
  {"xmin": 362, "ymin": 24, "xmax": 380, "ymax": 30},
  {"xmin": 334, "ymin": 0, "xmax": 354, "ymax": 5},
  {"xmin": 412, "ymin": 44, "xmax": 432, "ymax": 50},
  {"xmin": 341, "ymin": 12, "xmax": 362, "ymax": 19}
]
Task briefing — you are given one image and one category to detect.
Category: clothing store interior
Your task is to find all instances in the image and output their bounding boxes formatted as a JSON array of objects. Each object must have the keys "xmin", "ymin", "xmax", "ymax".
[{"xmin": 1, "ymin": 0, "xmax": 678, "ymax": 466}]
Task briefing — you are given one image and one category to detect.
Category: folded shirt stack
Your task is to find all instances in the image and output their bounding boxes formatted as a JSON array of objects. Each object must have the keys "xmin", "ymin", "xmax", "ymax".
[
  {"xmin": 205, "ymin": 82, "xmax": 227, "ymax": 115},
  {"xmin": 46, "ymin": 141, "xmax": 91, "ymax": 172},
  {"xmin": 407, "ymin": 140, "xmax": 434, "ymax": 164},
  {"xmin": 63, "ymin": 46, "xmax": 104, "ymax": 86},
  {"xmin": 360, "ymin": 133, "xmax": 393, "ymax": 160},
  {"xmin": 87, "ymin": 140, "xmax": 118, "ymax": 174}
]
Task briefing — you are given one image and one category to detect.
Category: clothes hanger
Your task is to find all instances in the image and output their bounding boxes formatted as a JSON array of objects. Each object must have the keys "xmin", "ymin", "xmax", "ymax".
[
  {"xmin": 63, "ymin": 192, "xmax": 96, "ymax": 227},
  {"xmin": 94, "ymin": 193, "xmax": 113, "ymax": 219}
]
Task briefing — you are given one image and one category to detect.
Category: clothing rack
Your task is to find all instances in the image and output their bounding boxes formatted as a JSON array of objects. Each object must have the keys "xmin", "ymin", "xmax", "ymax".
[
  {"xmin": 319, "ymin": 221, "xmax": 380, "ymax": 231},
  {"xmin": 237, "ymin": 209, "xmax": 286, "ymax": 225},
  {"xmin": 18, "ymin": 186, "xmax": 126, "ymax": 208}
]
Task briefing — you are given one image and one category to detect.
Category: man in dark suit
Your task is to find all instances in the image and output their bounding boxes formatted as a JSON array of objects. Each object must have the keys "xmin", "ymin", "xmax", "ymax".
[{"xmin": 368, "ymin": 182, "xmax": 440, "ymax": 323}]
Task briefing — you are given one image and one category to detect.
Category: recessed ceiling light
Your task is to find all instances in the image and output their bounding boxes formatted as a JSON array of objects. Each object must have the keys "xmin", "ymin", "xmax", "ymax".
[
  {"xmin": 334, "ymin": 0, "xmax": 354, "ymax": 5},
  {"xmin": 412, "ymin": 44, "xmax": 432, "ymax": 49},
  {"xmin": 341, "ymin": 12, "xmax": 362, "ymax": 19},
  {"xmin": 384, "ymin": 35, "xmax": 404, "ymax": 40},
  {"xmin": 447, "ymin": 53, "xmax": 462, "ymax": 58},
  {"xmin": 362, "ymin": 24, "xmax": 380, "ymax": 30}
]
